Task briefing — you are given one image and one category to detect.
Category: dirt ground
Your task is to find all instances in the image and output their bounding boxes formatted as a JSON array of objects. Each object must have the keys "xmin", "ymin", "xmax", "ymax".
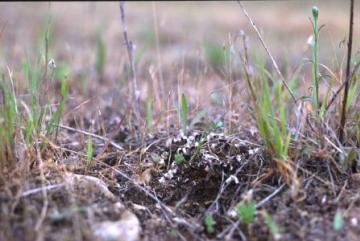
[{"xmin": 1, "ymin": 2, "xmax": 360, "ymax": 241}]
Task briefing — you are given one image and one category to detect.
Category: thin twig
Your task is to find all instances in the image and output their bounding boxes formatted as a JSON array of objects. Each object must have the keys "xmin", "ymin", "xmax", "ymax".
[
  {"xmin": 119, "ymin": 2, "xmax": 140, "ymax": 120},
  {"xmin": 256, "ymin": 184, "xmax": 285, "ymax": 208},
  {"xmin": 325, "ymin": 62, "xmax": 360, "ymax": 113},
  {"xmin": 57, "ymin": 124, "xmax": 124, "ymax": 151},
  {"xmin": 339, "ymin": 0, "xmax": 354, "ymax": 144},
  {"xmin": 20, "ymin": 184, "xmax": 65, "ymax": 198},
  {"xmin": 239, "ymin": 31, "xmax": 256, "ymax": 103},
  {"xmin": 237, "ymin": 1, "xmax": 297, "ymax": 103},
  {"xmin": 151, "ymin": 2, "xmax": 164, "ymax": 100}
]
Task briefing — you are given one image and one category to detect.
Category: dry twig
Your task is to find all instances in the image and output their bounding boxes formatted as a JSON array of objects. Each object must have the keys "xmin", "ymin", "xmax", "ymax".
[
  {"xmin": 57, "ymin": 124, "xmax": 124, "ymax": 151},
  {"xmin": 237, "ymin": 1, "xmax": 297, "ymax": 103},
  {"xmin": 339, "ymin": 0, "xmax": 355, "ymax": 144},
  {"xmin": 119, "ymin": 2, "xmax": 140, "ymax": 120}
]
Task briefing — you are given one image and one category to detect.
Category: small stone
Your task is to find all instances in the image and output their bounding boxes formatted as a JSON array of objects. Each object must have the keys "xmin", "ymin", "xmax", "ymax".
[
  {"xmin": 93, "ymin": 210, "xmax": 141, "ymax": 241},
  {"xmin": 225, "ymin": 175, "xmax": 239, "ymax": 185},
  {"xmin": 159, "ymin": 177, "xmax": 166, "ymax": 184},
  {"xmin": 351, "ymin": 217, "xmax": 358, "ymax": 227},
  {"xmin": 236, "ymin": 155, "xmax": 242, "ymax": 162}
]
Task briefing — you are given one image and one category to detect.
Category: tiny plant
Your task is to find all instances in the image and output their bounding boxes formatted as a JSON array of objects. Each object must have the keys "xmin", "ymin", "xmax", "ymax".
[
  {"xmin": 310, "ymin": 6, "xmax": 320, "ymax": 112},
  {"xmin": 179, "ymin": 93, "xmax": 188, "ymax": 132},
  {"xmin": 174, "ymin": 152, "xmax": 185, "ymax": 164},
  {"xmin": 190, "ymin": 134, "xmax": 206, "ymax": 161},
  {"xmin": 45, "ymin": 76, "xmax": 68, "ymax": 138},
  {"xmin": 236, "ymin": 200, "xmax": 256, "ymax": 224},
  {"xmin": 177, "ymin": 93, "xmax": 208, "ymax": 132},
  {"xmin": 203, "ymin": 213, "xmax": 216, "ymax": 234},
  {"xmin": 86, "ymin": 136, "xmax": 93, "ymax": 165},
  {"xmin": 262, "ymin": 210, "xmax": 283, "ymax": 238},
  {"xmin": 333, "ymin": 209, "xmax": 343, "ymax": 231}
]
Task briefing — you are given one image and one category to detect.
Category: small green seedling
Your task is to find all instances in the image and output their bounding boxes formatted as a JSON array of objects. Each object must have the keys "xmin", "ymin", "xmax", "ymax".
[
  {"xmin": 203, "ymin": 213, "xmax": 216, "ymax": 234},
  {"xmin": 333, "ymin": 210, "xmax": 343, "ymax": 231},
  {"xmin": 86, "ymin": 136, "xmax": 93, "ymax": 165},
  {"xmin": 174, "ymin": 152, "xmax": 185, "ymax": 164},
  {"xmin": 179, "ymin": 93, "xmax": 188, "ymax": 132},
  {"xmin": 190, "ymin": 134, "xmax": 206, "ymax": 162},
  {"xmin": 262, "ymin": 210, "xmax": 283, "ymax": 237},
  {"xmin": 236, "ymin": 200, "xmax": 256, "ymax": 224}
]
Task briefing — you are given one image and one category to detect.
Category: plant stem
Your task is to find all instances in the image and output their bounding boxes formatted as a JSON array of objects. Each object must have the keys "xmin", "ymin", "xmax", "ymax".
[
  {"xmin": 312, "ymin": 6, "xmax": 320, "ymax": 111},
  {"xmin": 119, "ymin": 2, "xmax": 140, "ymax": 121},
  {"xmin": 339, "ymin": 0, "xmax": 354, "ymax": 144}
]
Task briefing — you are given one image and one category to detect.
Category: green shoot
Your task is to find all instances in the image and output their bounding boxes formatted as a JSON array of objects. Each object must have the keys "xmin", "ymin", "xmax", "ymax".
[
  {"xmin": 311, "ymin": 6, "xmax": 320, "ymax": 112},
  {"xmin": 189, "ymin": 134, "xmax": 206, "ymax": 162},
  {"xmin": 86, "ymin": 136, "xmax": 93, "ymax": 165},
  {"xmin": 255, "ymin": 72, "xmax": 290, "ymax": 160},
  {"xmin": 54, "ymin": 63, "xmax": 71, "ymax": 83},
  {"xmin": 22, "ymin": 57, "xmax": 41, "ymax": 144},
  {"xmin": 346, "ymin": 72, "xmax": 359, "ymax": 111},
  {"xmin": 96, "ymin": 33, "xmax": 106, "ymax": 79},
  {"xmin": 262, "ymin": 210, "xmax": 283, "ymax": 237},
  {"xmin": 45, "ymin": 77, "xmax": 68, "ymax": 137},
  {"xmin": 208, "ymin": 119, "xmax": 224, "ymax": 130},
  {"xmin": 203, "ymin": 213, "xmax": 216, "ymax": 234},
  {"xmin": 333, "ymin": 210, "xmax": 343, "ymax": 231},
  {"xmin": 236, "ymin": 200, "xmax": 256, "ymax": 224},
  {"xmin": 179, "ymin": 93, "xmax": 188, "ymax": 132},
  {"xmin": 174, "ymin": 152, "xmax": 185, "ymax": 164},
  {"xmin": 0, "ymin": 76, "xmax": 18, "ymax": 164}
]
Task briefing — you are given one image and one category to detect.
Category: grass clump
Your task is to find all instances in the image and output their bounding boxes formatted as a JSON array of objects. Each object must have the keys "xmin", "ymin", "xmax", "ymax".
[
  {"xmin": 0, "ymin": 75, "xmax": 18, "ymax": 166},
  {"xmin": 22, "ymin": 57, "xmax": 42, "ymax": 144},
  {"xmin": 252, "ymin": 66, "xmax": 299, "ymax": 196}
]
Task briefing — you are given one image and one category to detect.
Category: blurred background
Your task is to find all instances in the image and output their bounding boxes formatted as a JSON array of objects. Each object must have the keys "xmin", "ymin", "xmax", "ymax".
[{"xmin": 0, "ymin": 1, "xmax": 358, "ymax": 126}]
